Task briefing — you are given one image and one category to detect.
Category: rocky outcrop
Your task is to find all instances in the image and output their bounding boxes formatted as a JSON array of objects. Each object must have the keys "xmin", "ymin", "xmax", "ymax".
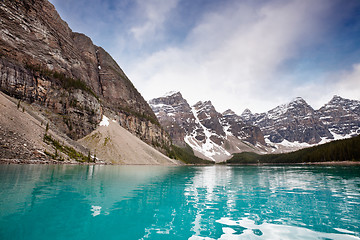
[
  {"xmin": 0, "ymin": 0, "xmax": 169, "ymax": 148},
  {"xmin": 0, "ymin": 58, "xmax": 102, "ymax": 139},
  {"xmin": 221, "ymin": 109, "xmax": 265, "ymax": 145}
]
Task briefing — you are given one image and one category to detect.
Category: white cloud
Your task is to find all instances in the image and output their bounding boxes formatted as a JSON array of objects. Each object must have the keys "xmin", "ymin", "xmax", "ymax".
[
  {"xmin": 130, "ymin": 0, "xmax": 179, "ymax": 44},
  {"xmin": 127, "ymin": 0, "xmax": 335, "ymax": 113},
  {"xmin": 291, "ymin": 63, "xmax": 360, "ymax": 110},
  {"xmin": 335, "ymin": 63, "xmax": 360, "ymax": 100}
]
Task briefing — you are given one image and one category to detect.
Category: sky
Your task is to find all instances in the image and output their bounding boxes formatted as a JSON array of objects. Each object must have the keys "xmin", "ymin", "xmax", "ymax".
[{"xmin": 49, "ymin": 0, "xmax": 360, "ymax": 114}]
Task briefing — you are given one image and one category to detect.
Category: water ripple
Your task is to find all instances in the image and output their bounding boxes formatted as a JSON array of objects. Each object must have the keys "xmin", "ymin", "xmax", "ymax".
[{"xmin": 0, "ymin": 165, "xmax": 359, "ymax": 240}]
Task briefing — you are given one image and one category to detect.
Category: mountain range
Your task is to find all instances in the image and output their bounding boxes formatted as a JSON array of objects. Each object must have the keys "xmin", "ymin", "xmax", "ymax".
[{"xmin": 149, "ymin": 92, "xmax": 360, "ymax": 162}]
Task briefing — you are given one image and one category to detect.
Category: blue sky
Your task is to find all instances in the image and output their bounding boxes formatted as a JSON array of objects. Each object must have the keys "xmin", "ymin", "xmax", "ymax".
[{"xmin": 49, "ymin": 0, "xmax": 360, "ymax": 114}]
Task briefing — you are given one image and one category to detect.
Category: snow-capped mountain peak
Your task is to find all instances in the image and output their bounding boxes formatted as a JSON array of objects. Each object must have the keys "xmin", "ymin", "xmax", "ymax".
[
  {"xmin": 241, "ymin": 108, "xmax": 252, "ymax": 115},
  {"xmin": 240, "ymin": 108, "xmax": 253, "ymax": 121},
  {"xmin": 290, "ymin": 97, "xmax": 306, "ymax": 104}
]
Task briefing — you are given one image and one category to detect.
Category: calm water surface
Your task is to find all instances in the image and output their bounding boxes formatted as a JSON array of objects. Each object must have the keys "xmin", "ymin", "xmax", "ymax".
[{"xmin": 0, "ymin": 165, "xmax": 359, "ymax": 240}]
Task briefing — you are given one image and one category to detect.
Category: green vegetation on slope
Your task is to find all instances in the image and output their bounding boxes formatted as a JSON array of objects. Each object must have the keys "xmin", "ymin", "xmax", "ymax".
[
  {"xmin": 25, "ymin": 63, "xmax": 99, "ymax": 99},
  {"xmin": 119, "ymin": 105, "xmax": 160, "ymax": 127},
  {"xmin": 43, "ymin": 133, "xmax": 92, "ymax": 162},
  {"xmin": 227, "ymin": 136, "xmax": 360, "ymax": 164}
]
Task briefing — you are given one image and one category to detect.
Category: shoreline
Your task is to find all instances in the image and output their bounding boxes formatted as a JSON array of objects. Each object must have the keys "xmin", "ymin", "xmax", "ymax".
[
  {"xmin": 1, "ymin": 159, "xmax": 360, "ymax": 166},
  {"xmin": 0, "ymin": 159, "xmax": 111, "ymax": 165},
  {"xmin": 300, "ymin": 161, "xmax": 360, "ymax": 165},
  {"xmin": 0, "ymin": 159, "xmax": 180, "ymax": 166},
  {"xmin": 225, "ymin": 161, "xmax": 360, "ymax": 166}
]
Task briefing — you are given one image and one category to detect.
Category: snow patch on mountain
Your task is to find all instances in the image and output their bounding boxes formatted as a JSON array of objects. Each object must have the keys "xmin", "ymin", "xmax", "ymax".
[
  {"xmin": 99, "ymin": 115, "xmax": 109, "ymax": 127},
  {"xmin": 222, "ymin": 123, "xmax": 233, "ymax": 136},
  {"xmin": 185, "ymin": 106, "xmax": 231, "ymax": 161},
  {"xmin": 318, "ymin": 130, "xmax": 354, "ymax": 145},
  {"xmin": 278, "ymin": 139, "xmax": 312, "ymax": 148},
  {"xmin": 184, "ymin": 135, "xmax": 230, "ymax": 162}
]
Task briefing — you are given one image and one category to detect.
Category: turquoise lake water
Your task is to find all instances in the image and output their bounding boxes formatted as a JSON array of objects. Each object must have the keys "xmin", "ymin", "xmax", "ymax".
[{"xmin": 0, "ymin": 165, "xmax": 359, "ymax": 240}]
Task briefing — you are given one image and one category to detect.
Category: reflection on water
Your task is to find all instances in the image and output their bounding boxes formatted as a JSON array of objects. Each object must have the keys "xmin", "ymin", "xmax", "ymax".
[
  {"xmin": 211, "ymin": 217, "xmax": 360, "ymax": 240},
  {"xmin": 0, "ymin": 165, "xmax": 359, "ymax": 240}
]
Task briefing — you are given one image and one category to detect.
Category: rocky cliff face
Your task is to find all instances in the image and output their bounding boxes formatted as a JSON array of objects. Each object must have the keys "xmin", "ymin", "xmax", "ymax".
[
  {"xmin": 0, "ymin": 58, "xmax": 102, "ymax": 139},
  {"xmin": 0, "ymin": 0, "xmax": 169, "ymax": 148},
  {"xmin": 318, "ymin": 95, "xmax": 360, "ymax": 137},
  {"xmin": 221, "ymin": 109, "xmax": 265, "ymax": 145},
  {"xmin": 242, "ymin": 97, "xmax": 332, "ymax": 144},
  {"xmin": 148, "ymin": 92, "xmax": 197, "ymax": 147},
  {"xmin": 193, "ymin": 101, "xmax": 225, "ymax": 146},
  {"xmin": 149, "ymin": 92, "xmax": 267, "ymax": 161}
]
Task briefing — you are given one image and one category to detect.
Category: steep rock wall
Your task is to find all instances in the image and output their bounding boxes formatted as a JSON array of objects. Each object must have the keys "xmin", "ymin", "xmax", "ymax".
[{"xmin": 0, "ymin": 0, "xmax": 170, "ymax": 147}]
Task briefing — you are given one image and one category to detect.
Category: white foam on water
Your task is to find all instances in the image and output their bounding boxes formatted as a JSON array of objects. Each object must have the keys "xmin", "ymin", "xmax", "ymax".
[{"xmin": 91, "ymin": 205, "xmax": 101, "ymax": 217}]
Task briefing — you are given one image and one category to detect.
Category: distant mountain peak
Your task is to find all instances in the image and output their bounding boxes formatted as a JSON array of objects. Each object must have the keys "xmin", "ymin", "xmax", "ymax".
[
  {"xmin": 223, "ymin": 109, "xmax": 236, "ymax": 116},
  {"xmin": 321, "ymin": 95, "xmax": 351, "ymax": 110},
  {"xmin": 318, "ymin": 95, "xmax": 360, "ymax": 137},
  {"xmin": 289, "ymin": 97, "xmax": 307, "ymax": 105},
  {"xmin": 162, "ymin": 91, "xmax": 181, "ymax": 98},
  {"xmin": 194, "ymin": 100, "xmax": 213, "ymax": 108},
  {"xmin": 328, "ymin": 95, "xmax": 353, "ymax": 104},
  {"xmin": 241, "ymin": 108, "xmax": 252, "ymax": 115}
]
